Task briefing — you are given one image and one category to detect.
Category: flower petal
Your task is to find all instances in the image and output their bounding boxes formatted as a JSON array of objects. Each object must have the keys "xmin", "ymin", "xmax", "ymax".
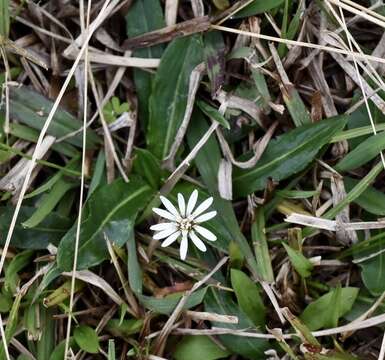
[
  {"xmin": 189, "ymin": 230, "xmax": 207, "ymax": 252},
  {"xmin": 152, "ymin": 207, "xmax": 176, "ymax": 221},
  {"xmin": 191, "ymin": 197, "xmax": 213, "ymax": 219},
  {"xmin": 194, "ymin": 211, "xmax": 217, "ymax": 223},
  {"xmin": 150, "ymin": 222, "xmax": 176, "ymax": 231},
  {"xmin": 153, "ymin": 226, "xmax": 178, "ymax": 240},
  {"xmin": 180, "ymin": 231, "xmax": 189, "ymax": 260},
  {"xmin": 177, "ymin": 193, "xmax": 186, "ymax": 217},
  {"xmin": 186, "ymin": 189, "xmax": 198, "ymax": 216},
  {"xmin": 160, "ymin": 196, "xmax": 180, "ymax": 219},
  {"xmin": 193, "ymin": 225, "xmax": 217, "ymax": 241},
  {"xmin": 161, "ymin": 231, "xmax": 181, "ymax": 247}
]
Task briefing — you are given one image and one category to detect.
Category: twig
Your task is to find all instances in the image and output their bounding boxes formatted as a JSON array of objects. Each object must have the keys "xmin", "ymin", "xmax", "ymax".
[{"xmin": 123, "ymin": 16, "xmax": 210, "ymax": 49}]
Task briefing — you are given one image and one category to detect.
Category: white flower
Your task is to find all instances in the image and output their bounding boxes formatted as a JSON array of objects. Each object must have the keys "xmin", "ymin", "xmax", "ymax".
[{"xmin": 151, "ymin": 190, "xmax": 217, "ymax": 260}]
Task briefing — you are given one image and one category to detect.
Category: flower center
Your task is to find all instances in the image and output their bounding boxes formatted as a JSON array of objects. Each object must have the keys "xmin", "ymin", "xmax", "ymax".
[{"xmin": 178, "ymin": 218, "xmax": 192, "ymax": 232}]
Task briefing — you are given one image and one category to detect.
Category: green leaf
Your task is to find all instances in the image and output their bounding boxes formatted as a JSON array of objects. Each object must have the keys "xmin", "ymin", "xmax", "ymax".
[
  {"xmin": 205, "ymin": 288, "xmax": 269, "ymax": 359},
  {"xmin": 336, "ymin": 133, "xmax": 385, "ymax": 171},
  {"xmin": 49, "ymin": 338, "xmax": 77, "ymax": 360},
  {"xmin": 137, "ymin": 287, "xmax": 207, "ymax": 315},
  {"xmin": 5, "ymin": 250, "xmax": 34, "ymax": 294},
  {"xmin": 234, "ymin": 0, "xmax": 285, "ymax": 18},
  {"xmin": 203, "ymin": 31, "xmax": 226, "ymax": 97},
  {"xmin": 148, "ymin": 35, "xmax": 203, "ymax": 159},
  {"xmin": 252, "ymin": 209, "xmax": 274, "ymax": 282},
  {"xmin": 106, "ymin": 319, "xmax": 143, "ymax": 338},
  {"xmin": 233, "ymin": 116, "xmax": 348, "ymax": 197},
  {"xmin": 36, "ymin": 307, "xmax": 55, "ymax": 360},
  {"xmin": 127, "ymin": 226, "xmax": 142, "ymax": 294},
  {"xmin": 196, "ymin": 100, "xmax": 230, "ymax": 129},
  {"xmin": 174, "ymin": 336, "xmax": 231, "ymax": 360},
  {"xmin": 57, "ymin": 177, "xmax": 154, "ymax": 270},
  {"xmin": 0, "ymin": 294, "xmax": 21, "ymax": 358},
  {"xmin": 230, "ymin": 269, "xmax": 266, "ymax": 327},
  {"xmin": 7, "ymin": 85, "xmax": 100, "ymax": 149},
  {"xmin": 74, "ymin": 325, "xmax": 99, "ymax": 354},
  {"xmin": 300, "ymin": 287, "xmax": 358, "ymax": 330},
  {"xmin": 0, "ymin": 207, "xmax": 70, "ymax": 249},
  {"xmin": 126, "ymin": 0, "xmax": 164, "ymax": 126},
  {"xmin": 22, "ymin": 179, "xmax": 76, "ymax": 228},
  {"xmin": 9, "ymin": 122, "xmax": 78, "ymax": 157},
  {"xmin": 276, "ymin": 189, "xmax": 319, "ymax": 199},
  {"xmin": 360, "ymin": 251, "xmax": 385, "ymax": 296},
  {"xmin": 283, "ymin": 243, "xmax": 313, "ymax": 278},
  {"xmin": 0, "ymin": 0, "xmax": 9, "ymax": 38},
  {"xmin": 344, "ymin": 177, "xmax": 385, "ymax": 216},
  {"xmin": 132, "ymin": 148, "xmax": 163, "ymax": 189}
]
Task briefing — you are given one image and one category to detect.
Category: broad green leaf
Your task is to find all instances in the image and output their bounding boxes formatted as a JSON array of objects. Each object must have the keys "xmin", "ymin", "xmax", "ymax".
[
  {"xmin": 22, "ymin": 178, "xmax": 76, "ymax": 228},
  {"xmin": 203, "ymin": 31, "xmax": 226, "ymax": 96},
  {"xmin": 230, "ymin": 269, "xmax": 266, "ymax": 327},
  {"xmin": 106, "ymin": 319, "xmax": 143, "ymax": 338},
  {"xmin": 0, "ymin": 207, "xmax": 70, "ymax": 249},
  {"xmin": 234, "ymin": 0, "xmax": 285, "ymax": 18},
  {"xmin": 360, "ymin": 251, "xmax": 385, "ymax": 296},
  {"xmin": 283, "ymin": 243, "xmax": 313, "ymax": 278},
  {"xmin": 205, "ymin": 288, "xmax": 269, "ymax": 359},
  {"xmin": 174, "ymin": 336, "xmax": 231, "ymax": 360},
  {"xmin": 336, "ymin": 133, "xmax": 385, "ymax": 171},
  {"xmin": 233, "ymin": 116, "xmax": 348, "ymax": 197},
  {"xmin": 126, "ymin": 0, "xmax": 164, "ymax": 126},
  {"xmin": 186, "ymin": 111, "xmax": 260, "ymax": 276},
  {"xmin": 7, "ymin": 86, "xmax": 100, "ymax": 148},
  {"xmin": 9, "ymin": 122, "xmax": 78, "ymax": 157},
  {"xmin": 344, "ymin": 177, "xmax": 385, "ymax": 216},
  {"xmin": 300, "ymin": 287, "xmax": 359, "ymax": 330},
  {"xmin": 4, "ymin": 250, "xmax": 34, "ymax": 294},
  {"xmin": 148, "ymin": 35, "xmax": 203, "ymax": 159},
  {"xmin": 57, "ymin": 177, "xmax": 154, "ymax": 270},
  {"xmin": 132, "ymin": 148, "xmax": 163, "ymax": 189},
  {"xmin": 74, "ymin": 325, "xmax": 99, "ymax": 354},
  {"xmin": 137, "ymin": 287, "xmax": 207, "ymax": 315}
]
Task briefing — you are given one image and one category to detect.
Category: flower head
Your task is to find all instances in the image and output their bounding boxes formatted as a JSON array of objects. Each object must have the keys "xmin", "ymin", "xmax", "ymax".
[{"xmin": 151, "ymin": 190, "xmax": 217, "ymax": 260}]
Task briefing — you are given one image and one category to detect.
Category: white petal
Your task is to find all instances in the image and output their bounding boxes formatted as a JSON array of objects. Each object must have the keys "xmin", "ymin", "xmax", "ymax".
[
  {"xmin": 191, "ymin": 197, "xmax": 213, "ymax": 219},
  {"xmin": 194, "ymin": 211, "xmax": 217, "ymax": 223},
  {"xmin": 152, "ymin": 207, "xmax": 176, "ymax": 221},
  {"xmin": 177, "ymin": 193, "xmax": 186, "ymax": 217},
  {"xmin": 180, "ymin": 231, "xmax": 189, "ymax": 260},
  {"xmin": 193, "ymin": 225, "xmax": 217, "ymax": 241},
  {"xmin": 161, "ymin": 231, "xmax": 181, "ymax": 247},
  {"xmin": 153, "ymin": 227, "xmax": 178, "ymax": 240},
  {"xmin": 150, "ymin": 222, "xmax": 176, "ymax": 231},
  {"xmin": 160, "ymin": 196, "xmax": 180, "ymax": 219},
  {"xmin": 189, "ymin": 230, "xmax": 207, "ymax": 252},
  {"xmin": 186, "ymin": 189, "xmax": 198, "ymax": 216}
]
